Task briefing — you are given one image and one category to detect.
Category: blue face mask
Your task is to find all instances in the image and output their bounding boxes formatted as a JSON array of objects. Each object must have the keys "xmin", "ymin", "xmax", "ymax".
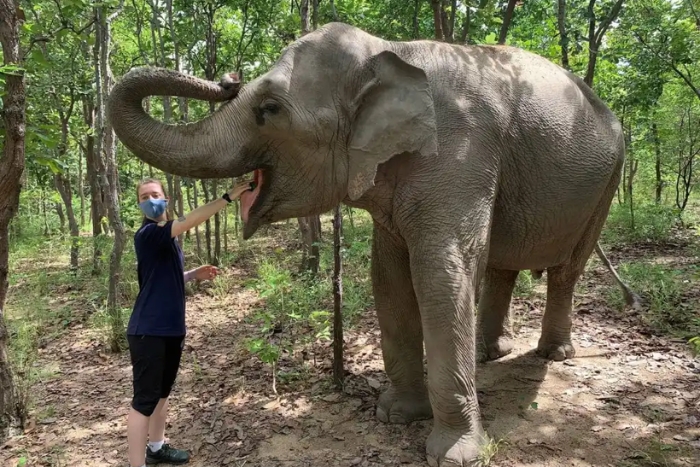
[{"xmin": 139, "ymin": 198, "xmax": 168, "ymax": 219}]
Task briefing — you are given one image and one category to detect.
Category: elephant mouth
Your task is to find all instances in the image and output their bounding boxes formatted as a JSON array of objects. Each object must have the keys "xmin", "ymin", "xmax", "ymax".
[{"xmin": 239, "ymin": 169, "xmax": 264, "ymax": 224}]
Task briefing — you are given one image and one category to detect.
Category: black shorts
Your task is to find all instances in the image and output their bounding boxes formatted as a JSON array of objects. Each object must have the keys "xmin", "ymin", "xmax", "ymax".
[{"xmin": 127, "ymin": 334, "xmax": 185, "ymax": 417}]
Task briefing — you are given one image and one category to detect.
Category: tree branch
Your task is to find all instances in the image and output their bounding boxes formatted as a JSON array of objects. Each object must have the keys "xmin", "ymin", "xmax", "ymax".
[{"xmin": 594, "ymin": 0, "xmax": 624, "ymax": 46}]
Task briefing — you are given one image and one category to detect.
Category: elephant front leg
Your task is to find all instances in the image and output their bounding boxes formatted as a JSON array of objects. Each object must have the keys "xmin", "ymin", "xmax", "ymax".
[
  {"xmin": 410, "ymin": 242, "xmax": 489, "ymax": 467},
  {"xmin": 476, "ymin": 268, "xmax": 519, "ymax": 362},
  {"xmin": 372, "ymin": 223, "xmax": 432, "ymax": 424}
]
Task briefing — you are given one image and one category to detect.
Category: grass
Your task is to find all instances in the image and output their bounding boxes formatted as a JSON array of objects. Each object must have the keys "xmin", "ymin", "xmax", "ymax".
[{"xmin": 603, "ymin": 259, "xmax": 700, "ymax": 339}]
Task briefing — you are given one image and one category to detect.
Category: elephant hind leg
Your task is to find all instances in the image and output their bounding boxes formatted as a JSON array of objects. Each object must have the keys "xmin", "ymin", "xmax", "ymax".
[
  {"xmin": 537, "ymin": 171, "xmax": 622, "ymax": 361},
  {"xmin": 477, "ymin": 268, "xmax": 520, "ymax": 362}
]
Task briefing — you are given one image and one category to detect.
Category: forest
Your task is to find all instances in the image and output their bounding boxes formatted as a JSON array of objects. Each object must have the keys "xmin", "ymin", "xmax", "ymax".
[{"xmin": 0, "ymin": 0, "xmax": 699, "ymax": 466}]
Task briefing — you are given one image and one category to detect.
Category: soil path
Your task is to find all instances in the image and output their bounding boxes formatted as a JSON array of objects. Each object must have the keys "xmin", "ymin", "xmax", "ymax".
[{"xmin": 2, "ymin": 254, "xmax": 699, "ymax": 467}]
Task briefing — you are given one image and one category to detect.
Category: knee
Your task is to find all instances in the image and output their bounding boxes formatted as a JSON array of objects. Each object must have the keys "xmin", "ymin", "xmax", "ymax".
[{"xmin": 132, "ymin": 395, "xmax": 160, "ymax": 417}]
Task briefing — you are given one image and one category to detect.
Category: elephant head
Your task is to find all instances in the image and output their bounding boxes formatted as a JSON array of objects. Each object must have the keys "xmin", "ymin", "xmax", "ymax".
[{"xmin": 106, "ymin": 22, "xmax": 437, "ymax": 239}]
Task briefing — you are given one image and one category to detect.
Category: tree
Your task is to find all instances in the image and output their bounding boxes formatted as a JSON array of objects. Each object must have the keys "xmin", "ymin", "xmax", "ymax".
[
  {"xmin": 0, "ymin": 0, "xmax": 28, "ymax": 439},
  {"xmin": 297, "ymin": 0, "xmax": 322, "ymax": 276},
  {"xmin": 94, "ymin": 0, "xmax": 127, "ymax": 352}
]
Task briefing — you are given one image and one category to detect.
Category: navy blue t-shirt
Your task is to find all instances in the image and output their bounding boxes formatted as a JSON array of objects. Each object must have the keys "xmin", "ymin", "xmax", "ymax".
[{"xmin": 127, "ymin": 218, "xmax": 186, "ymax": 336}]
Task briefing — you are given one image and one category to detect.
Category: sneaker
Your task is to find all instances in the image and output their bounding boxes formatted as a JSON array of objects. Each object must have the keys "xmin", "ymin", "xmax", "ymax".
[{"xmin": 145, "ymin": 443, "xmax": 190, "ymax": 465}]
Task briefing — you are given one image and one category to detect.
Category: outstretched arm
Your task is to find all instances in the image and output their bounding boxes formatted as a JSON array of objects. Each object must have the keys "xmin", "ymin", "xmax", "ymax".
[
  {"xmin": 170, "ymin": 180, "xmax": 252, "ymax": 238},
  {"xmin": 184, "ymin": 265, "xmax": 220, "ymax": 283}
]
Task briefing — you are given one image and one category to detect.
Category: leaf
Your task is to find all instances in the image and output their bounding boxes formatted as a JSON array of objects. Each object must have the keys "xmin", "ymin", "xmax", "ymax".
[{"xmin": 30, "ymin": 48, "xmax": 50, "ymax": 67}]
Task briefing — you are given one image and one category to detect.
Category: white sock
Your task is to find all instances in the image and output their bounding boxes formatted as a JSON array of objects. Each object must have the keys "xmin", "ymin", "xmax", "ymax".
[{"xmin": 148, "ymin": 440, "xmax": 164, "ymax": 452}]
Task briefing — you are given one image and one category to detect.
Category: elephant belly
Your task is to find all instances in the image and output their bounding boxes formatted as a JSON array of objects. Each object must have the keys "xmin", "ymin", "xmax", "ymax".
[{"xmin": 485, "ymin": 183, "xmax": 604, "ymax": 271}]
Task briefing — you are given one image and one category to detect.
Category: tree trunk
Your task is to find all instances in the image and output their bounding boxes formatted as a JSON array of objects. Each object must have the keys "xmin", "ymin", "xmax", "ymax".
[
  {"xmin": 201, "ymin": 179, "xmax": 212, "ymax": 263},
  {"xmin": 298, "ymin": 216, "xmax": 321, "ymax": 276},
  {"xmin": 0, "ymin": 0, "xmax": 28, "ymax": 438},
  {"xmin": 332, "ymin": 205, "xmax": 344, "ymax": 387},
  {"xmin": 312, "ymin": 0, "xmax": 319, "ymax": 30},
  {"xmin": 498, "ymin": 0, "xmax": 518, "ymax": 45},
  {"xmin": 52, "ymin": 84, "xmax": 79, "ymax": 272},
  {"xmin": 412, "ymin": 0, "xmax": 420, "ymax": 38},
  {"xmin": 460, "ymin": 6, "xmax": 471, "ymax": 43},
  {"xmin": 54, "ymin": 174, "xmax": 80, "ymax": 270},
  {"xmin": 95, "ymin": 1, "xmax": 126, "ymax": 352},
  {"xmin": 41, "ymin": 192, "xmax": 50, "ymax": 235},
  {"xmin": 78, "ymin": 146, "xmax": 85, "ymax": 227},
  {"xmin": 55, "ymin": 202, "xmax": 65, "ymax": 233},
  {"xmin": 557, "ymin": 0, "xmax": 570, "ymax": 70},
  {"xmin": 300, "ymin": 0, "xmax": 310, "ymax": 35},
  {"xmin": 430, "ymin": 0, "xmax": 444, "ymax": 41},
  {"xmin": 83, "ymin": 96, "xmax": 106, "ymax": 275},
  {"xmin": 653, "ymin": 121, "xmax": 662, "ymax": 204},
  {"xmin": 212, "ymin": 179, "xmax": 220, "ymax": 266},
  {"xmin": 191, "ymin": 181, "xmax": 202, "ymax": 260},
  {"xmin": 583, "ymin": 0, "xmax": 624, "ymax": 88}
]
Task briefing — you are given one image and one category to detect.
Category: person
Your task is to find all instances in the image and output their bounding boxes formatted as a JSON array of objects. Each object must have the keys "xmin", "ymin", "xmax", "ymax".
[{"xmin": 126, "ymin": 177, "xmax": 253, "ymax": 467}]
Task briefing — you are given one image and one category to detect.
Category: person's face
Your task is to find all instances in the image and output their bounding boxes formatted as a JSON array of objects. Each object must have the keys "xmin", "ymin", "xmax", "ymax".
[{"xmin": 138, "ymin": 182, "xmax": 168, "ymax": 204}]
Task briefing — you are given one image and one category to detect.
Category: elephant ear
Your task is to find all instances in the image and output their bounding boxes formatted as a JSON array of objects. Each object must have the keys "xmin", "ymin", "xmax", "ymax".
[{"xmin": 346, "ymin": 50, "xmax": 438, "ymax": 201}]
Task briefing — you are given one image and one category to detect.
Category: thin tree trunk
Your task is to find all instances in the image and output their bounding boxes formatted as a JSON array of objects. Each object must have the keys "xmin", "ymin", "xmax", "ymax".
[
  {"xmin": 583, "ymin": 0, "xmax": 624, "ymax": 88},
  {"xmin": 95, "ymin": 1, "xmax": 126, "ymax": 352},
  {"xmin": 54, "ymin": 174, "xmax": 80, "ymax": 270},
  {"xmin": 41, "ymin": 191, "xmax": 49, "ymax": 236},
  {"xmin": 78, "ymin": 145, "xmax": 85, "ymax": 227},
  {"xmin": 83, "ymin": 96, "xmax": 105, "ymax": 275},
  {"xmin": 0, "ymin": 0, "xmax": 28, "ymax": 438},
  {"xmin": 498, "ymin": 0, "xmax": 518, "ymax": 45},
  {"xmin": 430, "ymin": 0, "xmax": 444, "ymax": 41},
  {"xmin": 298, "ymin": 216, "xmax": 321, "ymax": 276},
  {"xmin": 557, "ymin": 0, "xmax": 570, "ymax": 70},
  {"xmin": 192, "ymin": 181, "xmax": 202, "ymax": 260},
  {"xmin": 300, "ymin": 0, "xmax": 310, "ymax": 34},
  {"xmin": 312, "ymin": 0, "xmax": 319, "ymax": 30},
  {"xmin": 653, "ymin": 121, "xmax": 662, "ymax": 204},
  {"xmin": 413, "ymin": 0, "xmax": 420, "ymax": 38},
  {"xmin": 55, "ymin": 202, "xmax": 65, "ymax": 233},
  {"xmin": 212, "ymin": 179, "xmax": 220, "ymax": 266},
  {"xmin": 332, "ymin": 205, "xmax": 344, "ymax": 387},
  {"xmin": 51, "ymin": 84, "xmax": 79, "ymax": 271},
  {"xmin": 330, "ymin": 0, "xmax": 338, "ymax": 21},
  {"xmin": 460, "ymin": 6, "xmax": 471, "ymax": 43},
  {"xmin": 201, "ymin": 179, "xmax": 212, "ymax": 263}
]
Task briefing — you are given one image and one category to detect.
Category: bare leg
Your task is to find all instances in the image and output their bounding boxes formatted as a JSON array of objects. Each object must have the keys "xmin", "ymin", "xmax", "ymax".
[
  {"xmin": 148, "ymin": 398, "xmax": 168, "ymax": 444},
  {"xmin": 372, "ymin": 223, "xmax": 432, "ymax": 424},
  {"xmin": 127, "ymin": 408, "xmax": 149, "ymax": 467},
  {"xmin": 477, "ymin": 268, "xmax": 520, "ymax": 362}
]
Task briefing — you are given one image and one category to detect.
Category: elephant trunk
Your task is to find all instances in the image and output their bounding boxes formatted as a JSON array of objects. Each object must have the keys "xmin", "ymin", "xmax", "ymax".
[{"xmin": 106, "ymin": 67, "xmax": 246, "ymax": 179}]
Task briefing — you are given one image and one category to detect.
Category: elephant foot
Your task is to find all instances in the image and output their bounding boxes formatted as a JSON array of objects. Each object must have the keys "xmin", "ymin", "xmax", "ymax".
[
  {"xmin": 376, "ymin": 386, "xmax": 432, "ymax": 424},
  {"xmin": 426, "ymin": 425, "xmax": 489, "ymax": 467},
  {"xmin": 477, "ymin": 336, "xmax": 513, "ymax": 363},
  {"xmin": 536, "ymin": 339, "xmax": 575, "ymax": 361}
]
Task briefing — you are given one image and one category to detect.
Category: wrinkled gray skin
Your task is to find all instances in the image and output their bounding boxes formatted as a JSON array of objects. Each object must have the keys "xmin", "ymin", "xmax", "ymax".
[{"xmin": 107, "ymin": 23, "xmax": 626, "ymax": 466}]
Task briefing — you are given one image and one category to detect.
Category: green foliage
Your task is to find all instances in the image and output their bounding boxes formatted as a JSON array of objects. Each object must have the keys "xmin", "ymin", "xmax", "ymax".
[
  {"xmin": 241, "ymin": 211, "xmax": 373, "ymax": 382},
  {"xmin": 603, "ymin": 202, "xmax": 681, "ymax": 244},
  {"xmin": 605, "ymin": 260, "xmax": 699, "ymax": 338}
]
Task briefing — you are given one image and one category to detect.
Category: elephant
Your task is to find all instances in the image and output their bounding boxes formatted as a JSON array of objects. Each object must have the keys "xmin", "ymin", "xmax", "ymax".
[{"xmin": 107, "ymin": 22, "xmax": 626, "ymax": 467}]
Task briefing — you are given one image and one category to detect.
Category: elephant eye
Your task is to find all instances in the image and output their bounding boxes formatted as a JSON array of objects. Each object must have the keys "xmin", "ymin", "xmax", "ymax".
[{"xmin": 261, "ymin": 101, "xmax": 280, "ymax": 115}]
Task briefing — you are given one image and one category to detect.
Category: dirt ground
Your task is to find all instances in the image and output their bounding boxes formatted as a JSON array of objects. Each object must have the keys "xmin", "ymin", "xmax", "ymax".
[{"xmin": 1, "ymin": 243, "xmax": 699, "ymax": 467}]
